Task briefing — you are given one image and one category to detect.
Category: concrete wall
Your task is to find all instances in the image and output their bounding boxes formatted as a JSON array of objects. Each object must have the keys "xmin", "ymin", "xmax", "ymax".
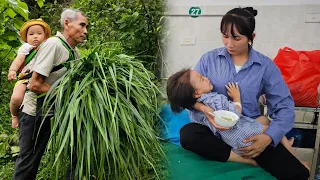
[
  {"xmin": 167, "ymin": 0, "xmax": 320, "ymax": 6},
  {"xmin": 162, "ymin": 2, "xmax": 320, "ymax": 78}
]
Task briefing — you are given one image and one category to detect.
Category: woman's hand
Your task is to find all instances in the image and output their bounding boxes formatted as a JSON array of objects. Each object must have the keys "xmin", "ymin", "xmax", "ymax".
[
  {"xmin": 225, "ymin": 82, "xmax": 240, "ymax": 102},
  {"xmin": 202, "ymin": 105, "xmax": 230, "ymax": 131},
  {"xmin": 238, "ymin": 134, "xmax": 272, "ymax": 158}
]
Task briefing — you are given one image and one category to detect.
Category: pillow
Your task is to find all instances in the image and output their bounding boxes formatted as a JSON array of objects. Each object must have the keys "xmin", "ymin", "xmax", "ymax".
[{"xmin": 159, "ymin": 104, "xmax": 191, "ymax": 146}]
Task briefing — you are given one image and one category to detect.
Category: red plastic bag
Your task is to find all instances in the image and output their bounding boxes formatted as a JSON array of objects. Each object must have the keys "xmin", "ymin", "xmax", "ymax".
[{"xmin": 274, "ymin": 47, "xmax": 320, "ymax": 107}]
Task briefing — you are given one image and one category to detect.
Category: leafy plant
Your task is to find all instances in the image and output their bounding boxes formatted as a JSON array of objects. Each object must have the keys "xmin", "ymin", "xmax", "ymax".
[
  {"xmin": 0, "ymin": 0, "xmax": 29, "ymax": 143},
  {"xmin": 41, "ymin": 45, "xmax": 165, "ymax": 179},
  {"xmin": 73, "ymin": 0, "xmax": 166, "ymax": 73},
  {"xmin": 27, "ymin": 0, "xmax": 74, "ymax": 35},
  {"xmin": 0, "ymin": 132, "xmax": 19, "ymax": 179},
  {"xmin": 0, "ymin": 0, "xmax": 167, "ymax": 179}
]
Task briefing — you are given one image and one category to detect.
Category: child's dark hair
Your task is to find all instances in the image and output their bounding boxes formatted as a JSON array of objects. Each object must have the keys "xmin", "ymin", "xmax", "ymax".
[
  {"xmin": 166, "ymin": 69, "xmax": 197, "ymax": 113},
  {"xmin": 220, "ymin": 7, "xmax": 258, "ymax": 47}
]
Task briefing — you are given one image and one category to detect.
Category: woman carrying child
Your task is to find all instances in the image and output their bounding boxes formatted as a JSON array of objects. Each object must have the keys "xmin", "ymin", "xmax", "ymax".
[
  {"xmin": 167, "ymin": 68, "xmax": 310, "ymax": 171},
  {"xmin": 173, "ymin": 7, "xmax": 310, "ymax": 180}
]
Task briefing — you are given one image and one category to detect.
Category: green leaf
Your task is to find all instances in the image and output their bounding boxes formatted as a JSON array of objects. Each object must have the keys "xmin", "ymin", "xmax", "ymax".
[
  {"xmin": 13, "ymin": 18, "xmax": 25, "ymax": 29},
  {"xmin": 7, "ymin": 40, "xmax": 21, "ymax": 48},
  {"xmin": 0, "ymin": 0, "xmax": 8, "ymax": 6},
  {"xmin": 0, "ymin": 13, "xmax": 5, "ymax": 22},
  {"xmin": 10, "ymin": 146, "xmax": 19, "ymax": 154},
  {"xmin": 119, "ymin": 23, "xmax": 126, "ymax": 29},
  {"xmin": 43, "ymin": 45, "xmax": 165, "ymax": 179},
  {"xmin": 0, "ymin": 134, "xmax": 8, "ymax": 142},
  {"xmin": 156, "ymin": 25, "xmax": 161, "ymax": 32},
  {"xmin": 132, "ymin": 12, "xmax": 139, "ymax": 17},
  {"xmin": 1, "ymin": 32, "xmax": 17, "ymax": 41},
  {"xmin": 10, "ymin": 0, "xmax": 29, "ymax": 20},
  {"xmin": 0, "ymin": 143, "xmax": 6, "ymax": 158},
  {"xmin": 4, "ymin": 8, "xmax": 16, "ymax": 18},
  {"xmin": 36, "ymin": 0, "xmax": 44, "ymax": 8},
  {"xmin": 17, "ymin": 0, "xmax": 28, "ymax": 11}
]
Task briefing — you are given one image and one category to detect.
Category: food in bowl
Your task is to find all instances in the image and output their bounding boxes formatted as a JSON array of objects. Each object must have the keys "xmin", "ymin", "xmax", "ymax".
[
  {"xmin": 209, "ymin": 110, "xmax": 239, "ymax": 128},
  {"xmin": 221, "ymin": 117, "xmax": 233, "ymax": 121}
]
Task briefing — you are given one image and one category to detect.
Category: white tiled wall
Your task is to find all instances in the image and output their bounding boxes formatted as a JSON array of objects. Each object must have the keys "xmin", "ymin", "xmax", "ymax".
[
  {"xmin": 167, "ymin": 0, "xmax": 320, "ymax": 6},
  {"xmin": 162, "ymin": 4, "xmax": 320, "ymax": 78}
]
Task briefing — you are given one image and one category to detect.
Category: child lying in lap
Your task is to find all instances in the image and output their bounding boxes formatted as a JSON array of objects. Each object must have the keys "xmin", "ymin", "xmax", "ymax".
[{"xmin": 166, "ymin": 68, "xmax": 309, "ymax": 170}]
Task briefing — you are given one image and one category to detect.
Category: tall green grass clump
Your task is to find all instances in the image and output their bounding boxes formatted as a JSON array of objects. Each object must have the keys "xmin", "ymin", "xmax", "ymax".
[{"xmin": 43, "ymin": 45, "xmax": 165, "ymax": 179}]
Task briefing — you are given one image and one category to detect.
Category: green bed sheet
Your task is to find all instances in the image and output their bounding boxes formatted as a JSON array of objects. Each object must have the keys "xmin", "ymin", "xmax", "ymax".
[{"xmin": 164, "ymin": 143, "xmax": 276, "ymax": 180}]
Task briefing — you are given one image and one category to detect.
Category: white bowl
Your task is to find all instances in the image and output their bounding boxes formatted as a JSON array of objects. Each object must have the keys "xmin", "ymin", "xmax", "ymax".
[{"xmin": 211, "ymin": 110, "xmax": 239, "ymax": 128}]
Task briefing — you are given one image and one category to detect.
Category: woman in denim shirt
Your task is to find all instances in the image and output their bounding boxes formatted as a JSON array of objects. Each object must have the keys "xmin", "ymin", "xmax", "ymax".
[{"xmin": 179, "ymin": 7, "xmax": 310, "ymax": 179}]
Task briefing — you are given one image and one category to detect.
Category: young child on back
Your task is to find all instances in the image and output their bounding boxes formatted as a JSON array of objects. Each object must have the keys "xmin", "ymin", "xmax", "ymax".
[
  {"xmin": 167, "ymin": 68, "xmax": 309, "ymax": 169},
  {"xmin": 7, "ymin": 19, "xmax": 51, "ymax": 128}
]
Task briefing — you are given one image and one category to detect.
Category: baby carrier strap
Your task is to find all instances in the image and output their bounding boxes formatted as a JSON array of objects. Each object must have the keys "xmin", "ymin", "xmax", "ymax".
[{"xmin": 19, "ymin": 36, "xmax": 75, "ymax": 80}]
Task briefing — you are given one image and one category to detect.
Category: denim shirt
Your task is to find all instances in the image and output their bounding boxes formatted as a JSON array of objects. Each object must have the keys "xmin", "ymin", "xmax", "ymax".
[{"xmin": 194, "ymin": 47, "xmax": 295, "ymax": 146}]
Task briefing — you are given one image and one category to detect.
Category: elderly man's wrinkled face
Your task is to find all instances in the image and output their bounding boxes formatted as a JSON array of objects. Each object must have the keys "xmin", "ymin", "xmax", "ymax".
[{"xmin": 66, "ymin": 12, "xmax": 88, "ymax": 45}]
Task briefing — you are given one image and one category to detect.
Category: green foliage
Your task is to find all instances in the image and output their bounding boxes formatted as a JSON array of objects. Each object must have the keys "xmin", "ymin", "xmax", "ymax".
[
  {"xmin": 36, "ymin": 0, "xmax": 45, "ymax": 8},
  {"xmin": 27, "ymin": 0, "xmax": 74, "ymax": 35},
  {"xmin": 1, "ymin": 0, "xmax": 167, "ymax": 179},
  {"xmin": 0, "ymin": 1, "xmax": 28, "ymax": 177},
  {"xmin": 0, "ymin": 132, "xmax": 19, "ymax": 178},
  {"xmin": 20, "ymin": 0, "xmax": 167, "ymax": 74},
  {"xmin": 0, "ymin": 160, "xmax": 15, "ymax": 179},
  {"xmin": 0, "ymin": 0, "xmax": 28, "ymax": 151},
  {"xmin": 0, "ymin": 133, "xmax": 19, "ymax": 158},
  {"xmin": 41, "ymin": 45, "xmax": 165, "ymax": 179},
  {"xmin": 0, "ymin": 0, "xmax": 28, "ymax": 71},
  {"xmin": 73, "ymin": 0, "xmax": 166, "ymax": 73}
]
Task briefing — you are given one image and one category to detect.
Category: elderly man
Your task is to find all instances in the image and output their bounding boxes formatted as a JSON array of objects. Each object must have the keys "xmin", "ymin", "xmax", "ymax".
[{"xmin": 13, "ymin": 8, "xmax": 88, "ymax": 180}]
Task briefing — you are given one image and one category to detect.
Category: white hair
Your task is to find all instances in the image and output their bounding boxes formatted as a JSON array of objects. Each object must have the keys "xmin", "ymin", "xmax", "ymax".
[{"xmin": 60, "ymin": 8, "xmax": 86, "ymax": 29}]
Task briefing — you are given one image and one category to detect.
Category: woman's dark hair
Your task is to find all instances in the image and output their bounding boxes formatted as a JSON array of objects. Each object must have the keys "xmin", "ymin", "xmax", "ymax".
[
  {"xmin": 166, "ymin": 69, "xmax": 197, "ymax": 113},
  {"xmin": 220, "ymin": 7, "xmax": 258, "ymax": 47}
]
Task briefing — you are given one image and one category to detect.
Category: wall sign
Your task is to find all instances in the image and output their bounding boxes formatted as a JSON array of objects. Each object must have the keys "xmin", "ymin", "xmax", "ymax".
[{"xmin": 189, "ymin": 7, "xmax": 201, "ymax": 18}]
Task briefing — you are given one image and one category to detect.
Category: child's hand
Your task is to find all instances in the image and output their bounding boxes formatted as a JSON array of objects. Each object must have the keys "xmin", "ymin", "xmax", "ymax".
[
  {"xmin": 202, "ymin": 106, "xmax": 230, "ymax": 131},
  {"xmin": 8, "ymin": 70, "xmax": 17, "ymax": 81},
  {"xmin": 225, "ymin": 82, "xmax": 241, "ymax": 102}
]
